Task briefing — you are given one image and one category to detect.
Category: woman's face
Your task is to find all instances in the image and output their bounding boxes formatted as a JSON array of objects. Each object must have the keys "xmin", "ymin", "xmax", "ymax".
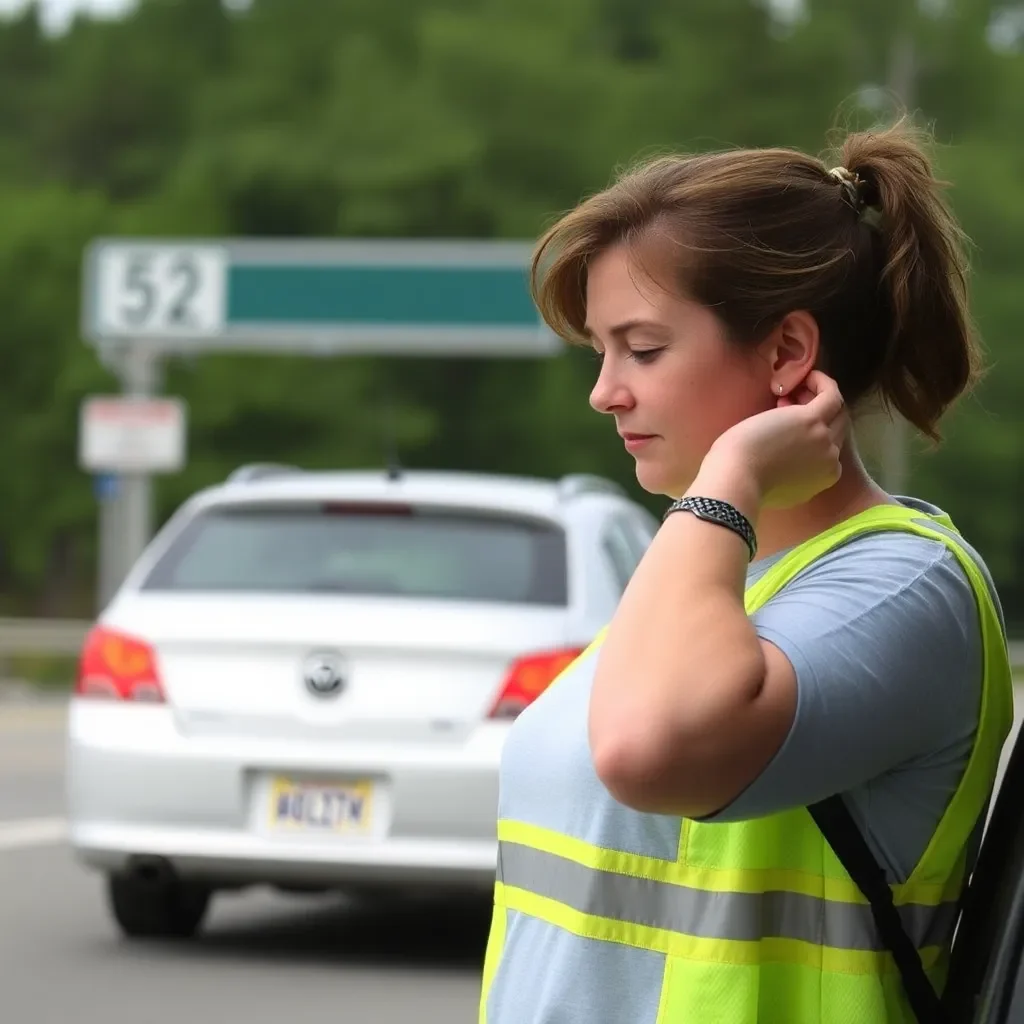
[{"xmin": 586, "ymin": 243, "xmax": 773, "ymax": 498}]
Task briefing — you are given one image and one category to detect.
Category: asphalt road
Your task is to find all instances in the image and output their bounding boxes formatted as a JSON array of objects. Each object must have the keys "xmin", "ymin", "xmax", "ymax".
[{"xmin": 0, "ymin": 702, "xmax": 489, "ymax": 1024}]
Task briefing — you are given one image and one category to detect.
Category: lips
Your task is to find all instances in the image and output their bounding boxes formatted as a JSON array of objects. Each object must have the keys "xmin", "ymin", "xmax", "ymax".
[{"xmin": 620, "ymin": 432, "xmax": 657, "ymax": 452}]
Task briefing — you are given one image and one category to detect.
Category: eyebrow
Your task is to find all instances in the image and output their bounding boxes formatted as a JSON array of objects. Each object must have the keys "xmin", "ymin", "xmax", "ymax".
[{"xmin": 582, "ymin": 318, "xmax": 671, "ymax": 342}]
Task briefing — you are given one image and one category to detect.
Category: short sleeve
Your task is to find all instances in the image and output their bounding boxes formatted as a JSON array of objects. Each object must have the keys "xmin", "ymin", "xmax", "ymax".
[{"xmin": 705, "ymin": 533, "xmax": 983, "ymax": 825}]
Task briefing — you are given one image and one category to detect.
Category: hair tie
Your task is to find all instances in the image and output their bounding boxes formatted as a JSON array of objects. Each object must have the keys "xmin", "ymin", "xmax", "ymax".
[
  {"xmin": 829, "ymin": 166, "xmax": 863, "ymax": 210},
  {"xmin": 828, "ymin": 166, "xmax": 883, "ymax": 231}
]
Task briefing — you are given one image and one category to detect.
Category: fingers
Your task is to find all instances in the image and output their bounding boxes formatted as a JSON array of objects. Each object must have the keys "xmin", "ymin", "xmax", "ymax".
[
  {"xmin": 828, "ymin": 411, "xmax": 849, "ymax": 447},
  {"xmin": 800, "ymin": 371, "xmax": 845, "ymax": 424},
  {"xmin": 787, "ymin": 371, "xmax": 848, "ymax": 450}
]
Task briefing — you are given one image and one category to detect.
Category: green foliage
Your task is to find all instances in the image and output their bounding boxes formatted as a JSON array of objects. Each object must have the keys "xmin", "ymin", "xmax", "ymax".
[{"xmin": 2, "ymin": 0, "xmax": 1024, "ymax": 623}]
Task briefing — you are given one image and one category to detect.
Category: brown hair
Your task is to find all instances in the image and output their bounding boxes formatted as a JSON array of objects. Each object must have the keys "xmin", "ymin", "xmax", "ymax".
[{"xmin": 532, "ymin": 120, "xmax": 979, "ymax": 441}]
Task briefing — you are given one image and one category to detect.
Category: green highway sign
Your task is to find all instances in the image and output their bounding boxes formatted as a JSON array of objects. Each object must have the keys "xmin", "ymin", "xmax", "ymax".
[{"xmin": 82, "ymin": 238, "xmax": 560, "ymax": 357}]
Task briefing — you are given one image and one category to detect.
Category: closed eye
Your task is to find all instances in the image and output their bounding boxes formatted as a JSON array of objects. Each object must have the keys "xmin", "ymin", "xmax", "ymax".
[{"xmin": 628, "ymin": 349, "xmax": 663, "ymax": 365}]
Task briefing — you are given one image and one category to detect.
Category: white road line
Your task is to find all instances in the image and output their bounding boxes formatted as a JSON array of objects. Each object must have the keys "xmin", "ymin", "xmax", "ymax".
[{"xmin": 0, "ymin": 817, "xmax": 67, "ymax": 852}]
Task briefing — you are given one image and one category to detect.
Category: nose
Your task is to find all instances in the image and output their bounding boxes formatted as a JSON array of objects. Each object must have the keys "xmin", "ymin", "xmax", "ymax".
[{"xmin": 589, "ymin": 356, "xmax": 634, "ymax": 415}]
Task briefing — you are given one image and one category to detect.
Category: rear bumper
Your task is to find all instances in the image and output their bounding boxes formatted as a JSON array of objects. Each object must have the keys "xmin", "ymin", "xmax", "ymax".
[
  {"xmin": 66, "ymin": 700, "xmax": 504, "ymax": 892},
  {"xmin": 71, "ymin": 826, "xmax": 498, "ymax": 891}
]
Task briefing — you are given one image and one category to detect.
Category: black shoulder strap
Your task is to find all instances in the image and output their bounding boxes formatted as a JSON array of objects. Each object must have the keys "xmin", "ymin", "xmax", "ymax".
[{"xmin": 808, "ymin": 795, "xmax": 948, "ymax": 1024}]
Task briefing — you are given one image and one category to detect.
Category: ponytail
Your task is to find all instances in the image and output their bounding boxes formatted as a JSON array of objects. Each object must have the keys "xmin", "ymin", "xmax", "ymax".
[{"xmin": 839, "ymin": 120, "xmax": 980, "ymax": 440}]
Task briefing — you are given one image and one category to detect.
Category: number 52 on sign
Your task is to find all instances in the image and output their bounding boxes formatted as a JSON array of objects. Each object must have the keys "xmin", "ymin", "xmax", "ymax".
[{"xmin": 94, "ymin": 245, "xmax": 227, "ymax": 339}]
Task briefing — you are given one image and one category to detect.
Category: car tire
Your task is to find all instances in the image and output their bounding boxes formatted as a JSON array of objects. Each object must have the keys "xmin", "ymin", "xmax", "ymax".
[{"xmin": 106, "ymin": 873, "xmax": 211, "ymax": 940}]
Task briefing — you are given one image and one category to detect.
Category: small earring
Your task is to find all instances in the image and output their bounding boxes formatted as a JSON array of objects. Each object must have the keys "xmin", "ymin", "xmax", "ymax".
[{"xmin": 776, "ymin": 384, "xmax": 784, "ymax": 394}]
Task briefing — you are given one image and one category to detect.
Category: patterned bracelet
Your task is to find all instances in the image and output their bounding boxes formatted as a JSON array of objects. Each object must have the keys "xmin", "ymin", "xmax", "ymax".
[{"xmin": 662, "ymin": 495, "xmax": 758, "ymax": 561}]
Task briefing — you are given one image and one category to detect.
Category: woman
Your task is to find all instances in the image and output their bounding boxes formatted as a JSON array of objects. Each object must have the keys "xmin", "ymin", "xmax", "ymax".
[{"xmin": 478, "ymin": 121, "xmax": 1014, "ymax": 1024}]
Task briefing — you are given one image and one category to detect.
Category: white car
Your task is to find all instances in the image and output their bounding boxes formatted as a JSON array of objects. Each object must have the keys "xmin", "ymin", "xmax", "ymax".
[{"xmin": 65, "ymin": 466, "xmax": 659, "ymax": 939}]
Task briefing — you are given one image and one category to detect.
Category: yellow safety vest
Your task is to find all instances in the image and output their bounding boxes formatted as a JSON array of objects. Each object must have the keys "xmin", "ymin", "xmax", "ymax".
[{"xmin": 480, "ymin": 504, "xmax": 1013, "ymax": 1023}]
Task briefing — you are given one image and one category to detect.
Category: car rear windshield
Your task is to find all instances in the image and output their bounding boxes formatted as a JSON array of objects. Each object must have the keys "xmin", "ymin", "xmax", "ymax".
[{"xmin": 141, "ymin": 502, "xmax": 569, "ymax": 606}]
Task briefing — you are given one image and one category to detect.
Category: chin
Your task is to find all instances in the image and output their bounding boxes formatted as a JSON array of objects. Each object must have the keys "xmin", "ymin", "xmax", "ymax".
[{"xmin": 634, "ymin": 460, "xmax": 693, "ymax": 498}]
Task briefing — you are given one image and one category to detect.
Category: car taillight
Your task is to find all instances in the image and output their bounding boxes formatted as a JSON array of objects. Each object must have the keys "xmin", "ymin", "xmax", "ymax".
[
  {"xmin": 488, "ymin": 646, "xmax": 585, "ymax": 720},
  {"xmin": 75, "ymin": 625, "xmax": 166, "ymax": 703}
]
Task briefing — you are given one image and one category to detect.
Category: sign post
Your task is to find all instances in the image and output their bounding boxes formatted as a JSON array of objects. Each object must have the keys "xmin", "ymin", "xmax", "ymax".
[
  {"xmin": 79, "ymin": 393, "xmax": 186, "ymax": 608},
  {"xmin": 81, "ymin": 237, "xmax": 558, "ymax": 605},
  {"xmin": 91, "ymin": 473, "xmax": 121, "ymax": 608}
]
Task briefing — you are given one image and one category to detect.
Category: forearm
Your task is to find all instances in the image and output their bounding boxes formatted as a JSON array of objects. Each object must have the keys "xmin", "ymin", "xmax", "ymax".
[{"xmin": 589, "ymin": 460, "xmax": 768, "ymax": 804}]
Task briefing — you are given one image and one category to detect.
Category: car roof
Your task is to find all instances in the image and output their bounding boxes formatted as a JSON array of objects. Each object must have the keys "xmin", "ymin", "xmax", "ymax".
[{"xmin": 194, "ymin": 467, "xmax": 626, "ymax": 521}]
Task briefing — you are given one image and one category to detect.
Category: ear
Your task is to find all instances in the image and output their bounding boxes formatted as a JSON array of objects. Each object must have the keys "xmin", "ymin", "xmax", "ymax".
[{"xmin": 758, "ymin": 310, "xmax": 820, "ymax": 396}]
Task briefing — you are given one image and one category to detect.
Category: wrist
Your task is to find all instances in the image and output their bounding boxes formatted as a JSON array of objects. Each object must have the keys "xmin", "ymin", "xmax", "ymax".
[{"xmin": 687, "ymin": 449, "xmax": 763, "ymax": 524}]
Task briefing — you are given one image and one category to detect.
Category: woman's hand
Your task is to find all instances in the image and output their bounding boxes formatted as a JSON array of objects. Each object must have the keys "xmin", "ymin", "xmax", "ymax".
[{"xmin": 700, "ymin": 371, "xmax": 849, "ymax": 511}]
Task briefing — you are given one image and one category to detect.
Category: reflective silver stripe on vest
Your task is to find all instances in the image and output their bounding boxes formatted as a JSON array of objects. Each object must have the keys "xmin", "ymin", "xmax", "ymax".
[{"xmin": 498, "ymin": 841, "xmax": 958, "ymax": 952}]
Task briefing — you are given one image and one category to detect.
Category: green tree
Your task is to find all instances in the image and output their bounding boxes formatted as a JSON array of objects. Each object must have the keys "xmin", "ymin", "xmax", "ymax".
[{"xmin": 2, "ymin": 0, "xmax": 1024, "ymax": 624}]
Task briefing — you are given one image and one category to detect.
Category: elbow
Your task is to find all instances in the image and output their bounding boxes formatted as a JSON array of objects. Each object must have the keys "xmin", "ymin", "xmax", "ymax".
[
  {"xmin": 588, "ymin": 654, "xmax": 772, "ymax": 816},
  {"xmin": 588, "ymin": 688, "xmax": 665, "ymax": 803},
  {"xmin": 590, "ymin": 722, "xmax": 720, "ymax": 817},
  {"xmin": 590, "ymin": 728, "xmax": 651, "ymax": 806},
  {"xmin": 589, "ymin": 684, "xmax": 766, "ymax": 817}
]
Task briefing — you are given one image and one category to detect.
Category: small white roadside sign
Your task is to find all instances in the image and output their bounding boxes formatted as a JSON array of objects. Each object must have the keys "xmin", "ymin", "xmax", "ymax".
[{"xmin": 79, "ymin": 396, "xmax": 187, "ymax": 474}]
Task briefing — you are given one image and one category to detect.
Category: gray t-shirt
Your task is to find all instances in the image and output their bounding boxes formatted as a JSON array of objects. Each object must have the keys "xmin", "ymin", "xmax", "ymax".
[{"xmin": 705, "ymin": 495, "xmax": 998, "ymax": 881}]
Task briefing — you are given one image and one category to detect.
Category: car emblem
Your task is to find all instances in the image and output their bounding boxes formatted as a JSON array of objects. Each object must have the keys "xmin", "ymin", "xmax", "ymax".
[{"xmin": 302, "ymin": 651, "xmax": 346, "ymax": 698}]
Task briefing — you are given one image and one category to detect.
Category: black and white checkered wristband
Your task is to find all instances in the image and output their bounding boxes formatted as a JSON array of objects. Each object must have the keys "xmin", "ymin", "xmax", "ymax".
[{"xmin": 662, "ymin": 496, "xmax": 757, "ymax": 561}]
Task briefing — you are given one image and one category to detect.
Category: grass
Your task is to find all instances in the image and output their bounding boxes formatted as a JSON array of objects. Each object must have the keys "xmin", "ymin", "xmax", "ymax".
[{"xmin": 1, "ymin": 654, "xmax": 78, "ymax": 691}]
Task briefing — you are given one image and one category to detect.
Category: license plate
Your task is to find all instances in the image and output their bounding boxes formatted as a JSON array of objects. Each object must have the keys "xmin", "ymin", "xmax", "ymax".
[{"xmin": 267, "ymin": 777, "xmax": 373, "ymax": 834}]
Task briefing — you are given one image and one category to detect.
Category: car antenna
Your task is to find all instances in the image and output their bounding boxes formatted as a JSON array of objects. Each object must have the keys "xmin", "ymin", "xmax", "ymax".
[{"xmin": 381, "ymin": 376, "xmax": 402, "ymax": 481}]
